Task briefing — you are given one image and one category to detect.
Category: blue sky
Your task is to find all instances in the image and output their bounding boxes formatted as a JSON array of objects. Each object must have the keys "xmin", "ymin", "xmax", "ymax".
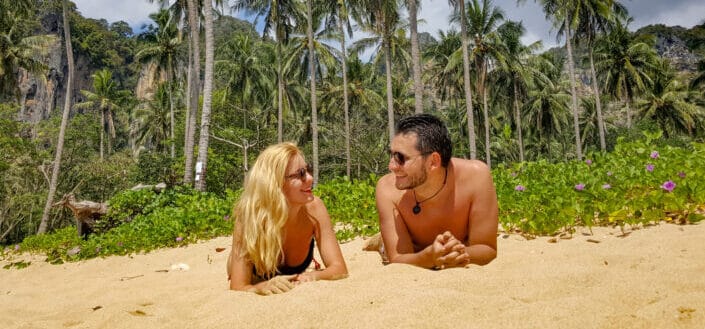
[{"xmin": 73, "ymin": 0, "xmax": 705, "ymax": 50}]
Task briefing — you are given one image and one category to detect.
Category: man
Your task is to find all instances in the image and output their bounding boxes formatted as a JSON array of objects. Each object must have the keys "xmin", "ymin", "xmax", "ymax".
[{"xmin": 375, "ymin": 114, "xmax": 498, "ymax": 269}]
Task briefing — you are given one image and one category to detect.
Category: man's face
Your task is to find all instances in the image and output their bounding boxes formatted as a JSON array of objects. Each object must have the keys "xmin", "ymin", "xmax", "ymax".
[{"xmin": 388, "ymin": 133, "xmax": 429, "ymax": 190}]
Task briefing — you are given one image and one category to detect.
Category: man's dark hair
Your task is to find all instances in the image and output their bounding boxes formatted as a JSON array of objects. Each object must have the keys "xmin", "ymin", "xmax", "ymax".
[{"xmin": 395, "ymin": 114, "xmax": 452, "ymax": 167}]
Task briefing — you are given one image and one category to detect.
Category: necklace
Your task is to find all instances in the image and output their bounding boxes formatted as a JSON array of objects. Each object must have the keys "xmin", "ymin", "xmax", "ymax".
[{"xmin": 412, "ymin": 168, "xmax": 448, "ymax": 215}]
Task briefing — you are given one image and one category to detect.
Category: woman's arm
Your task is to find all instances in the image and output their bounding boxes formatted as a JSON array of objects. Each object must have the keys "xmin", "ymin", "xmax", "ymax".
[
  {"xmin": 229, "ymin": 222, "xmax": 296, "ymax": 294},
  {"xmin": 297, "ymin": 197, "xmax": 348, "ymax": 282}
]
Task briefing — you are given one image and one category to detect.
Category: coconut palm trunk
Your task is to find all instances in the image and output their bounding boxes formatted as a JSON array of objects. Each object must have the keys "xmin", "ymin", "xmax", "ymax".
[
  {"xmin": 565, "ymin": 24, "xmax": 582, "ymax": 160},
  {"xmin": 306, "ymin": 0, "xmax": 320, "ymax": 184},
  {"xmin": 38, "ymin": 0, "xmax": 74, "ymax": 234},
  {"xmin": 195, "ymin": 0, "xmax": 214, "ymax": 191},
  {"xmin": 384, "ymin": 36, "xmax": 395, "ymax": 143},
  {"xmin": 513, "ymin": 79, "xmax": 524, "ymax": 162},
  {"xmin": 408, "ymin": 0, "xmax": 423, "ymax": 114},
  {"xmin": 338, "ymin": 3, "xmax": 352, "ymax": 179},
  {"xmin": 183, "ymin": 0, "xmax": 200, "ymax": 185},
  {"xmin": 588, "ymin": 50, "xmax": 606, "ymax": 150},
  {"xmin": 458, "ymin": 0, "xmax": 477, "ymax": 158}
]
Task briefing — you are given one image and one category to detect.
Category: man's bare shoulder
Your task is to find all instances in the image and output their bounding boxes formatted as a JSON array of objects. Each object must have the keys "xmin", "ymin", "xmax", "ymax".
[
  {"xmin": 375, "ymin": 173, "xmax": 402, "ymax": 200},
  {"xmin": 450, "ymin": 158, "xmax": 491, "ymax": 176}
]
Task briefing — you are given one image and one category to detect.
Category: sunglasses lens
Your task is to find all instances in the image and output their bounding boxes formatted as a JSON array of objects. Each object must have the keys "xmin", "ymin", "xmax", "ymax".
[
  {"xmin": 306, "ymin": 163, "xmax": 313, "ymax": 175},
  {"xmin": 392, "ymin": 152, "xmax": 406, "ymax": 166}
]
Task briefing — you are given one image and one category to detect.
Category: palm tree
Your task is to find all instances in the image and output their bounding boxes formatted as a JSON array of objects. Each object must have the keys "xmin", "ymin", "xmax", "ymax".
[
  {"xmin": 574, "ymin": 0, "xmax": 627, "ymax": 151},
  {"xmin": 182, "ymin": 0, "xmax": 200, "ymax": 185},
  {"xmin": 524, "ymin": 52, "xmax": 571, "ymax": 159},
  {"xmin": 38, "ymin": 0, "xmax": 75, "ymax": 234},
  {"xmin": 638, "ymin": 60, "xmax": 704, "ymax": 138},
  {"xmin": 448, "ymin": 0, "xmax": 477, "ymax": 158},
  {"xmin": 406, "ymin": 0, "xmax": 423, "ymax": 114},
  {"xmin": 133, "ymin": 82, "xmax": 174, "ymax": 153},
  {"xmin": 454, "ymin": 0, "xmax": 506, "ymax": 167},
  {"xmin": 195, "ymin": 0, "xmax": 215, "ymax": 191},
  {"xmin": 215, "ymin": 34, "xmax": 274, "ymax": 130},
  {"xmin": 232, "ymin": 0, "xmax": 302, "ymax": 143},
  {"xmin": 594, "ymin": 18, "xmax": 659, "ymax": 129},
  {"xmin": 135, "ymin": 9, "xmax": 182, "ymax": 158},
  {"xmin": 321, "ymin": 0, "xmax": 355, "ymax": 178},
  {"xmin": 75, "ymin": 69, "xmax": 126, "ymax": 161},
  {"xmin": 351, "ymin": 0, "xmax": 401, "ymax": 143},
  {"xmin": 489, "ymin": 21, "xmax": 541, "ymax": 162},
  {"xmin": 306, "ymin": 0, "xmax": 320, "ymax": 184}
]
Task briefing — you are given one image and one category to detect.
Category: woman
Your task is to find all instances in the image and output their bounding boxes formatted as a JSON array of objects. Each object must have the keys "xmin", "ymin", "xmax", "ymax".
[{"xmin": 228, "ymin": 142, "xmax": 348, "ymax": 294}]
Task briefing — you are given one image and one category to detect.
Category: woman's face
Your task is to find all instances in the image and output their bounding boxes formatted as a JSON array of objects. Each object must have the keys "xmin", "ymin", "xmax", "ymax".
[{"xmin": 282, "ymin": 154, "xmax": 314, "ymax": 205}]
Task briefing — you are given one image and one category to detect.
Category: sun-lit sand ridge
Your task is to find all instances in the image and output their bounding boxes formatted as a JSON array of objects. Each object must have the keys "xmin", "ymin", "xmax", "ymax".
[{"xmin": 1, "ymin": 222, "xmax": 704, "ymax": 328}]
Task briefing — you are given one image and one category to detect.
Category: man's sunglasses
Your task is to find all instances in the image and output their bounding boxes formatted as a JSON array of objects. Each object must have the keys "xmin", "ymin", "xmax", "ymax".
[
  {"xmin": 389, "ymin": 151, "xmax": 431, "ymax": 166},
  {"xmin": 285, "ymin": 163, "xmax": 313, "ymax": 181}
]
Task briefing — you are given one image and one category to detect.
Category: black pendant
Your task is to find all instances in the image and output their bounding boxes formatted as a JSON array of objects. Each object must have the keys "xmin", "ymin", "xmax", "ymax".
[{"xmin": 412, "ymin": 203, "xmax": 421, "ymax": 215}]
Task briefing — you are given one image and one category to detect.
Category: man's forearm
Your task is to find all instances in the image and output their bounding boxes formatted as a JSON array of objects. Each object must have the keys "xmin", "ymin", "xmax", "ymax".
[
  {"xmin": 466, "ymin": 244, "xmax": 497, "ymax": 265},
  {"xmin": 388, "ymin": 246, "xmax": 436, "ymax": 269}
]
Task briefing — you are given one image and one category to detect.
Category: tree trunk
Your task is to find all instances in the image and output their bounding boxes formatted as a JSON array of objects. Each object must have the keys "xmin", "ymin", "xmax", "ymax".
[
  {"xmin": 306, "ymin": 0, "xmax": 319, "ymax": 185},
  {"xmin": 184, "ymin": 0, "xmax": 200, "ymax": 185},
  {"xmin": 100, "ymin": 109, "xmax": 104, "ymax": 161},
  {"xmin": 483, "ymin": 87, "xmax": 491, "ymax": 168},
  {"xmin": 624, "ymin": 82, "xmax": 632, "ymax": 128},
  {"xmin": 384, "ymin": 36, "xmax": 395, "ymax": 143},
  {"xmin": 458, "ymin": 0, "xmax": 477, "ymax": 159},
  {"xmin": 513, "ymin": 79, "xmax": 524, "ymax": 162},
  {"xmin": 195, "ymin": 0, "xmax": 214, "ymax": 191},
  {"xmin": 408, "ymin": 0, "xmax": 423, "ymax": 114},
  {"xmin": 277, "ymin": 42, "xmax": 284, "ymax": 143},
  {"xmin": 589, "ymin": 50, "xmax": 606, "ymax": 151},
  {"xmin": 168, "ymin": 65, "xmax": 176, "ymax": 158},
  {"xmin": 338, "ymin": 7, "xmax": 352, "ymax": 180},
  {"xmin": 565, "ymin": 24, "xmax": 582, "ymax": 160},
  {"xmin": 38, "ymin": 0, "xmax": 74, "ymax": 234}
]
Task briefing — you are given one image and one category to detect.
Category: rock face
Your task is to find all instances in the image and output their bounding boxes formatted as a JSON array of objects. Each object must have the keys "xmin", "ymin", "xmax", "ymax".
[
  {"xmin": 654, "ymin": 34, "xmax": 701, "ymax": 72},
  {"xmin": 20, "ymin": 11, "xmax": 95, "ymax": 125}
]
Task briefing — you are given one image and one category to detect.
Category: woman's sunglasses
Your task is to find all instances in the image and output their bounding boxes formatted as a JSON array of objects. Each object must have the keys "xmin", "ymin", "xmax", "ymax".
[{"xmin": 285, "ymin": 163, "xmax": 313, "ymax": 181}]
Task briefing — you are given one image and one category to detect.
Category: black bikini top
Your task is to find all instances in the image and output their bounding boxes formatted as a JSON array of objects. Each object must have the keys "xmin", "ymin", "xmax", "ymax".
[{"xmin": 277, "ymin": 238, "xmax": 315, "ymax": 275}]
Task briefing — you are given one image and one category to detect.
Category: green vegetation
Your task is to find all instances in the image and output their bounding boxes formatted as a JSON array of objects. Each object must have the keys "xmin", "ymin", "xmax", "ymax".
[{"xmin": 4, "ymin": 134, "xmax": 703, "ymax": 264}]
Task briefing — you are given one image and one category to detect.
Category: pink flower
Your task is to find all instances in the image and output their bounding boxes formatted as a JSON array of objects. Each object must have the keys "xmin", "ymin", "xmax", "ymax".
[
  {"xmin": 176, "ymin": 236, "xmax": 183, "ymax": 242},
  {"xmin": 678, "ymin": 172, "xmax": 686, "ymax": 178},
  {"xmin": 607, "ymin": 171, "xmax": 613, "ymax": 176},
  {"xmin": 661, "ymin": 180, "xmax": 676, "ymax": 192},
  {"xmin": 515, "ymin": 185, "xmax": 526, "ymax": 191},
  {"xmin": 650, "ymin": 151, "xmax": 659, "ymax": 159},
  {"xmin": 646, "ymin": 164, "xmax": 655, "ymax": 172},
  {"xmin": 602, "ymin": 184, "xmax": 611, "ymax": 189},
  {"xmin": 575, "ymin": 183, "xmax": 585, "ymax": 191},
  {"xmin": 585, "ymin": 159, "xmax": 592, "ymax": 165}
]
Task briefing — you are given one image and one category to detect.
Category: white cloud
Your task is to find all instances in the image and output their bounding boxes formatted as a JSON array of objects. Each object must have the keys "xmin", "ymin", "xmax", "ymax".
[{"xmin": 73, "ymin": 0, "xmax": 161, "ymax": 31}]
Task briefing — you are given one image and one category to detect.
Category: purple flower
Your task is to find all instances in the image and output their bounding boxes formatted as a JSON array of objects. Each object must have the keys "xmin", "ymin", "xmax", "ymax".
[
  {"xmin": 602, "ymin": 184, "xmax": 611, "ymax": 190},
  {"xmin": 607, "ymin": 171, "xmax": 613, "ymax": 176},
  {"xmin": 646, "ymin": 164, "xmax": 655, "ymax": 172},
  {"xmin": 650, "ymin": 151, "xmax": 659, "ymax": 159},
  {"xmin": 585, "ymin": 159, "xmax": 592, "ymax": 165},
  {"xmin": 661, "ymin": 180, "xmax": 676, "ymax": 192},
  {"xmin": 514, "ymin": 185, "xmax": 526, "ymax": 191},
  {"xmin": 175, "ymin": 236, "xmax": 183, "ymax": 242},
  {"xmin": 223, "ymin": 215, "xmax": 230, "ymax": 221},
  {"xmin": 575, "ymin": 183, "xmax": 586, "ymax": 191},
  {"xmin": 678, "ymin": 171, "xmax": 686, "ymax": 178},
  {"xmin": 14, "ymin": 244, "xmax": 20, "ymax": 251}
]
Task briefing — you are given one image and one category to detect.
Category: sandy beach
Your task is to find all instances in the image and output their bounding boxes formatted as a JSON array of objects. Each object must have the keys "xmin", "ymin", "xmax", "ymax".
[{"xmin": 1, "ymin": 222, "xmax": 704, "ymax": 329}]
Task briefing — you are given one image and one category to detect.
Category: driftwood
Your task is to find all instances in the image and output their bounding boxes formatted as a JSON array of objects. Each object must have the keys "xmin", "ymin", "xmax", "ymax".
[
  {"xmin": 53, "ymin": 193, "xmax": 107, "ymax": 239},
  {"xmin": 130, "ymin": 182, "xmax": 167, "ymax": 192}
]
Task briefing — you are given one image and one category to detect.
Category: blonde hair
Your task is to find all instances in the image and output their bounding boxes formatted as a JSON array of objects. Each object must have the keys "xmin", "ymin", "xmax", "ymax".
[{"xmin": 233, "ymin": 142, "xmax": 302, "ymax": 278}]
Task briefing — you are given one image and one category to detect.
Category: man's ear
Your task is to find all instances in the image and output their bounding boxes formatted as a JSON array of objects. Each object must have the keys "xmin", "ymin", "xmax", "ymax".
[{"xmin": 430, "ymin": 152, "xmax": 442, "ymax": 170}]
